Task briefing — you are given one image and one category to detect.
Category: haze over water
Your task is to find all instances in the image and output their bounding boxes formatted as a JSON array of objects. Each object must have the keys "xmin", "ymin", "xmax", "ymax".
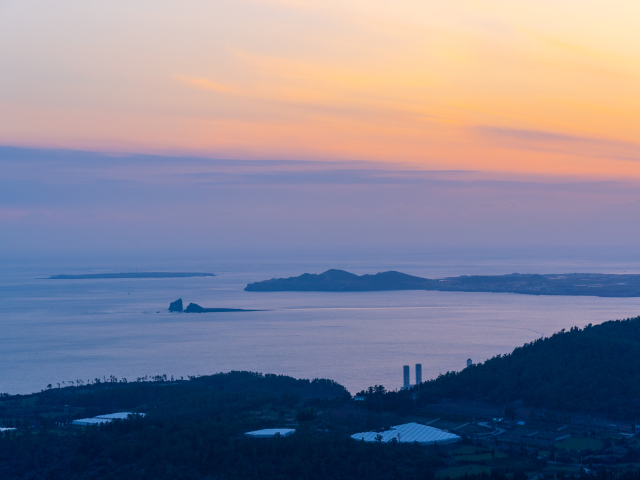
[{"xmin": 3, "ymin": 249, "xmax": 640, "ymax": 396}]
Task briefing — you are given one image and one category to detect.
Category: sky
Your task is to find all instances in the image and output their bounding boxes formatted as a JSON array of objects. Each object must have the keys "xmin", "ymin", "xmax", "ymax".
[
  {"xmin": 1, "ymin": 1, "xmax": 640, "ymax": 255},
  {"xmin": 3, "ymin": 146, "xmax": 640, "ymax": 255}
]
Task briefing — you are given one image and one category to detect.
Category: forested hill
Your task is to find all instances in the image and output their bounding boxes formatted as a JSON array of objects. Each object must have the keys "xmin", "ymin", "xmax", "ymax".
[
  {"xmin": 245, "ymin": 270, "xmax": 640, "ymax": 296},
  {"xmin": 0, "ymin": 372, "xmax": 384, "ymax": 479},
  {"xmin": 415, "ymin": 317, "xmax": 640, "ymax": 418},
  {"xmin": 245, "ymin": 269, "xmax": 432, "ymax": 291}
]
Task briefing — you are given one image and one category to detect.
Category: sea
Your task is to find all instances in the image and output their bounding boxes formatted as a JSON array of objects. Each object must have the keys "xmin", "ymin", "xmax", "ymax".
[{"xmin": 2, "ymin": 249, "xmax": 640, "ymax": 395}]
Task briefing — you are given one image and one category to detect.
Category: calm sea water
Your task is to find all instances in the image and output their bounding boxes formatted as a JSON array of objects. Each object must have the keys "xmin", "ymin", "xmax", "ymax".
[{"xmin": 2, "ymin": 250, "xmax": 640, "ymax": 395}]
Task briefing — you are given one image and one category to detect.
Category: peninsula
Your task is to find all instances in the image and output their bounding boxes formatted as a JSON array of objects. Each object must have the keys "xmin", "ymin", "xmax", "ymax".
[
  {"xmin": 245, "ymin": 269, "xmax": 640, "ymax": 297},
  {"xmin": 47, "ymin": 272, "xmax": 215, "ymax": 279}
]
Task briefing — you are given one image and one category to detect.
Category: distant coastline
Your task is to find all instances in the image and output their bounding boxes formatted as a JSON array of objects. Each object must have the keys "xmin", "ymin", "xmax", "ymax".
[
  {"xmin": 245, "ymin": 269, "xmax": 640, "ymax": 297},
  {"xmin": 46, "ymin": 272, "xmax": 215, "ymax": 280}
]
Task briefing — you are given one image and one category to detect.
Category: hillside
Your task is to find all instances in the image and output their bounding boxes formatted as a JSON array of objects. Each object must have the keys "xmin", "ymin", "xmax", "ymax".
[
  {"xmin": 245, "ymin": 269, "xmax": 434, "ymax": 291},
  {"xmin": 414, "ymin": 317, "xmax": 640, "ymax": 418},
  {"xmin": 0, "ymin": 372, "xmax": 445, "ymax": 479},
  {"xmin": 246, "ymin": 270, "xmax": 640, "ymax": 297}
]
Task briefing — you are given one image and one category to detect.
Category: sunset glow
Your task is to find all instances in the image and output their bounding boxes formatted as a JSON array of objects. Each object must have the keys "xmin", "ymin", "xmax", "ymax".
[{"xmin": 1, "ymin": 0, "xmax": 640, "ymax": 178}]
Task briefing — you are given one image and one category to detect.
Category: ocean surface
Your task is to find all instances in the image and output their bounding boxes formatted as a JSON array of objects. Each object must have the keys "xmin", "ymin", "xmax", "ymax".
[{"xmin": 2, "ymin": 250, "xmax": 640, "ymax": 395}]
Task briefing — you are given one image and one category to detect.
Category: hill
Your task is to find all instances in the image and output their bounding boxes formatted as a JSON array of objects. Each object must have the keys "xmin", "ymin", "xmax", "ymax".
[
  {"xmin": 413, "ymin": 317, "xmax": 640, "ymax": 418},
  {"xmin": 245, "ymin": 269, "xmax": 433, "ymax": 291},
  {"xmin": 0, "ymin": 372, "xmax": 445, "ymax": 479},
  {"xmin": 245, "ymin": 270, "xmax": 640, "ymax": 297}
]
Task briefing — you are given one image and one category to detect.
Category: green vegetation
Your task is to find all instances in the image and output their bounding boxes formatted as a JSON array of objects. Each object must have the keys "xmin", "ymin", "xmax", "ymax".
[
  {"xmin": 556, "ymin": 438, "xmax": 604, "ymax": 451},
  {"xmin": 0, "ymin": 372, "xmax": 444, "ymax": 479},
  {"xmin": 4, "ymin": 318, "xmax": 640, "ymax": 478},
  {"xmin": 413, "ymin": 317, "xmax": 640, "ymax": 418},
  {"xmin": 452, "ymin": 445, "xmax": 500, "ymax": 461},
  {"xmin": 245, "ymin": 270, "xmax": 640, "ymax": 297},
  {"xmin": 437, "ymin": 465, "xmax": 492, "ymax": 478},
  {"xmin": 453, "ymin": 446, "xmax": 488, "ymax": 455}
]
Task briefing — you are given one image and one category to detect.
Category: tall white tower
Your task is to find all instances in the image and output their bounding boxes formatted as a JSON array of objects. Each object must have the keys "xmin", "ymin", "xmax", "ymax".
[
  {"xmin": 403, "ymin": 365, "xmax": 410, "ymax": 389},
  {"xmin": 415, "ymin": 364, "xmax": 422, "ymax": 385}
]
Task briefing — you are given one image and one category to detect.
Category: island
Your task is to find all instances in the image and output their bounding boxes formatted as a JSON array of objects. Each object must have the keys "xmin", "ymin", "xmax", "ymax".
[
  {"xmin": 184, "ymin": 303, "xmax": 261, "ymax": 313},
  {"xmin": 245, "ymin": 269, "xmax": 431, "ymax": 292},
  {"xmin": 245, "ymin": 269, "xmax": 640, "ymax": 297},
  {"xmin": 169, "ymin": 299, "xmax": 262, "ymax": 313},
  {"xmin": 46, "ymin": 272, "xmax": 215, "ymax": 279},
  {"xmin": 169, "ymin": 298, "xmax": 184, "ymax": 312}
]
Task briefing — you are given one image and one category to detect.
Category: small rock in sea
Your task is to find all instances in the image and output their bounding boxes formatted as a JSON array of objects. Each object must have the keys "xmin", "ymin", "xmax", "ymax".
[
  {"xmin": 169, "ymin": 298, "xmax": 183, "ymax": 312},
  {"xmin": 184, "ymin": 303, "xmax": 204, "ymax": 313}
]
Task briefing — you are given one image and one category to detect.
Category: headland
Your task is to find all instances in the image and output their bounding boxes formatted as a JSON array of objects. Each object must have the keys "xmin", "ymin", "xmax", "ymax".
[{"xmin": 245, "ymin": 269, "xmax": 640, "ymax": 297}]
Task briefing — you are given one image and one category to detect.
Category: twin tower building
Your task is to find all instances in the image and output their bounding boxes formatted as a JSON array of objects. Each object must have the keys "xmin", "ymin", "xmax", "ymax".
[
  {"xmin": 402, "ymin": 364, "xmax": 421, "ymax": 389},
  {"xmin": 403, "ymin": 359, "xmax": 472, "ymax": 390}
]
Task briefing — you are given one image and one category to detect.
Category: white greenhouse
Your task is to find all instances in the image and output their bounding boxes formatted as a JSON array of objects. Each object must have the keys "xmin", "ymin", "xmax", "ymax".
[
  {"xmin": 351, "ymin": 422, "xmax": 461, "ymax": 445},
  {"xmin": 72, "ymin": 412, "xmax": 144, "ymax": 426},
  {"xmin": 245, "ymin": 428, "xmax": 296, "ymax": 438}
]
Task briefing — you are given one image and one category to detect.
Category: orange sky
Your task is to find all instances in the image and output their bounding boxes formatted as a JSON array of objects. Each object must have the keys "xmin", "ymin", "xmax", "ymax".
[{"xmin": 1, "ymin": 0, "xmax": 639, "ymax": 178}]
